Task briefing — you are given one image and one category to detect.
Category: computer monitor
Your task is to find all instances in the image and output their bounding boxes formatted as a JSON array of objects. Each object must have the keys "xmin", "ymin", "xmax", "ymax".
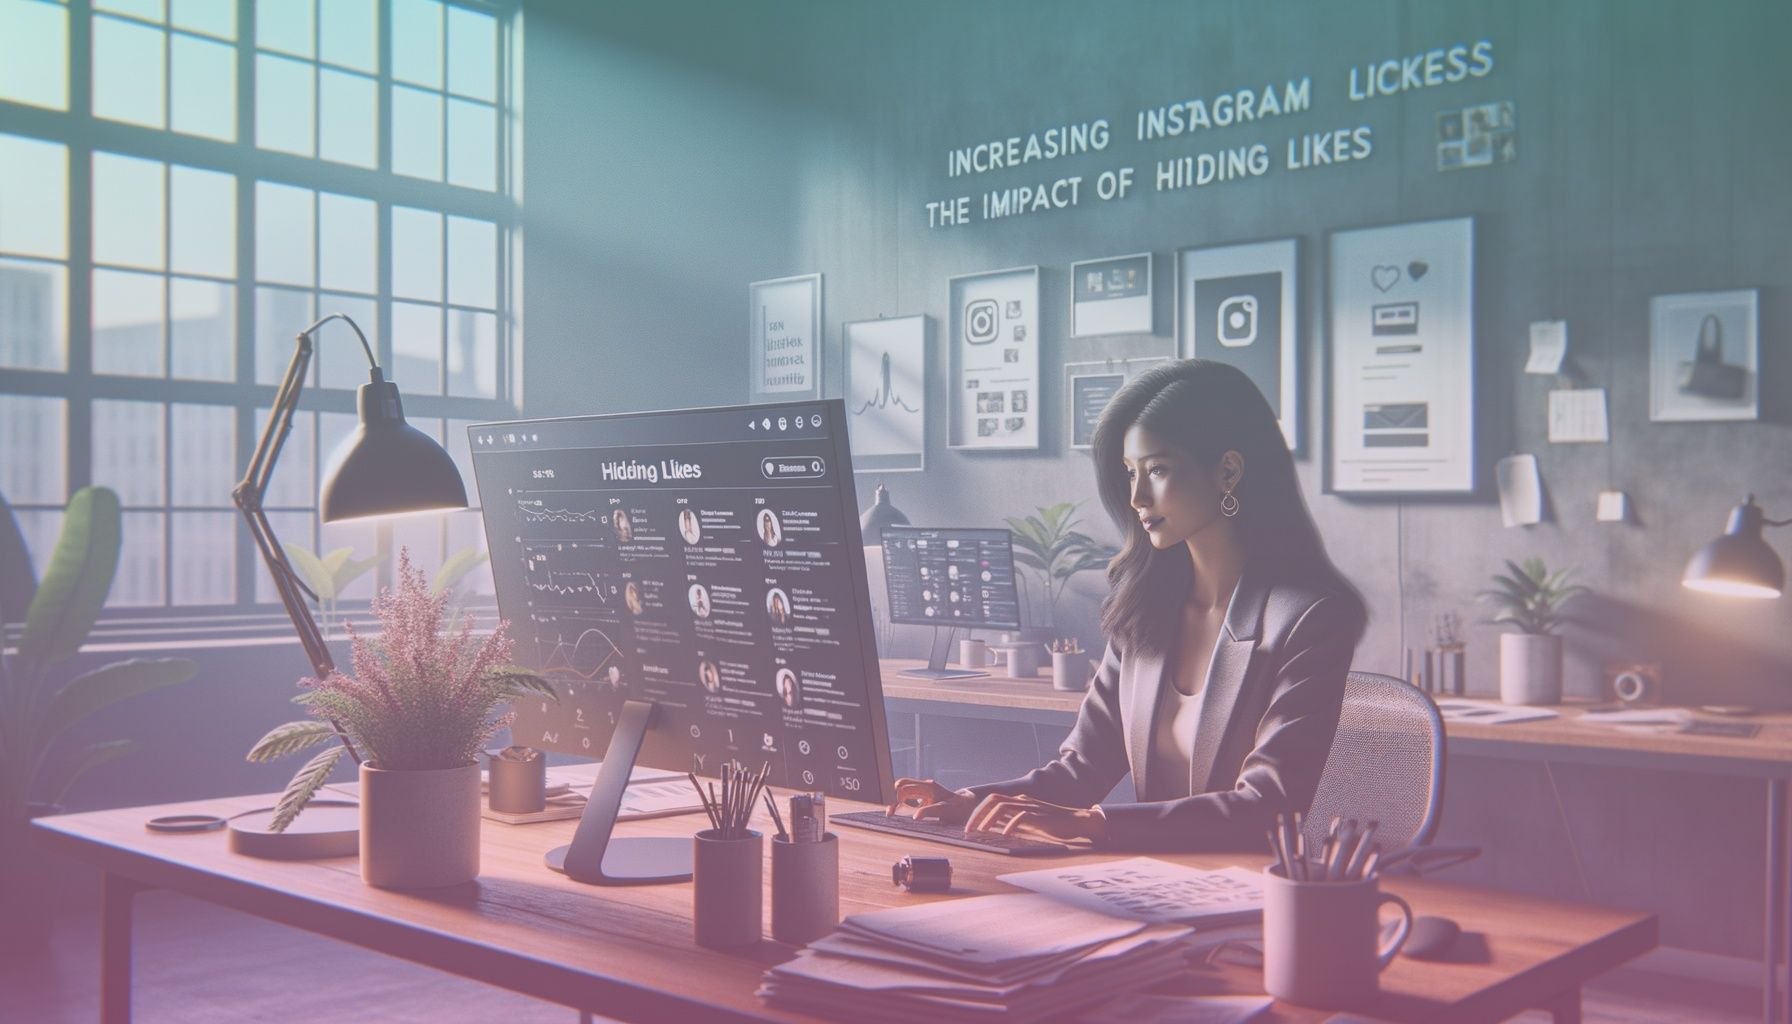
[
  {"xmin": 468, "ymin": 399, "xmax": 895, "ymax": 885},
  {"xmin": 880, "ymin": 525, "xmax": 1022, "ymax": 680}
]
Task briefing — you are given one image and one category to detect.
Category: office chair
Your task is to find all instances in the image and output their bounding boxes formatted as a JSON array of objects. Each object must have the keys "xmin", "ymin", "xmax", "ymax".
[{"xmin": 1301, "ymin": 670, "xmax": 1446, "ymax": 857}]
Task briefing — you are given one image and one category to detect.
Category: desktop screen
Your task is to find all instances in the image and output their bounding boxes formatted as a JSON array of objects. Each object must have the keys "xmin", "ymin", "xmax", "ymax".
[
  {"xmin": 467, "ymin": 400, "xmax": 894, "ymax": 803},
  {"xmin": 880, "ymin": 526, "xmax": 1023, "ymax": 630}
]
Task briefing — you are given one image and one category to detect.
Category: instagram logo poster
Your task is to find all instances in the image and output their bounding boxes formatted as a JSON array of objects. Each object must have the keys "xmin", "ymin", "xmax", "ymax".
[
  {"xmin": 1177, "ymin": 239, "xmax": 1299, "ymax": 450},
  {"xmin": 949, "ymin": 266, "xmax": 1039, "ymax": 450}
]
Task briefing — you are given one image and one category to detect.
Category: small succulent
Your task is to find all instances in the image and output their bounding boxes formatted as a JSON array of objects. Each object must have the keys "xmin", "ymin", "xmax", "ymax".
[{"xmin": 1478, "ymin": 558, "xmax": 1586, "ymax": 635}]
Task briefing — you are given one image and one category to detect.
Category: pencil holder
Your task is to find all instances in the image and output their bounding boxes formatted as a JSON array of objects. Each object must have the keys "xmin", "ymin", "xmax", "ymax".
[
  {"xmin": 771, "ymin": 832, "xmax": 839, "ymax": 945},
  {"xmin": 693, "ymin": 828, "xmax": 763, "ymax": 948},
  {"xmin": 486, "ymin": 747, "xmax": 546, "ymax": 813}
]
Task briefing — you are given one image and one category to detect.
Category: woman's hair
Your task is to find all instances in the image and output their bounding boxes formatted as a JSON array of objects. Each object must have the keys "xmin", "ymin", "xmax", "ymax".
[{"xmin": 1091, "ymin": 359, "xmax": 1363, "ymax": 657}]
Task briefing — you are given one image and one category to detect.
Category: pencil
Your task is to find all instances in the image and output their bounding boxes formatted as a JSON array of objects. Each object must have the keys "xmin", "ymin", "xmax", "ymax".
[{"xmin": 764, "ymin": 790, "xmax": 787, "ymax": 840}]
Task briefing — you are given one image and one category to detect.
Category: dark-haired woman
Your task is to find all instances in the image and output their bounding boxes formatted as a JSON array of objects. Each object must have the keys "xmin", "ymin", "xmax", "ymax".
[{"xmin": 888, "ymin": 360, "xmax": 1365, "ymax": 851}]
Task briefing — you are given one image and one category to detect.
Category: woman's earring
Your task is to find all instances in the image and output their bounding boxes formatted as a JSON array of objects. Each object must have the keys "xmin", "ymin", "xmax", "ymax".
[{"xmin": 1221, "ymin": 489, "xmax": 1240, "ymax": 518}]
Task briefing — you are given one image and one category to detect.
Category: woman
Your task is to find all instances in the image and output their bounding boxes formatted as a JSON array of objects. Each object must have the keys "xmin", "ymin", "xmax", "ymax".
[{"xmin": 888, "ymin": 360, "xmax": 1365, "ymax": 851}]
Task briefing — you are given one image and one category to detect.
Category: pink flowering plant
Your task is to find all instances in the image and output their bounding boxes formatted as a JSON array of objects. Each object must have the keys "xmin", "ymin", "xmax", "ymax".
[{"xmin": 247, "ymin": 550, "xmax": 553, "ymax": 831}]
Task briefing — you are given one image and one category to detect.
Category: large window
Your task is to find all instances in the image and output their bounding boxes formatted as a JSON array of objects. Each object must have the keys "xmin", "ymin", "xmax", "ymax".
[{"xmin": 0, "ymin": 0, "xmax": 515, "ymax": 637}]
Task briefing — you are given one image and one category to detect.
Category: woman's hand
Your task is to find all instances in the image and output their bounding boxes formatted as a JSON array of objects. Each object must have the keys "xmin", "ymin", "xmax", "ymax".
[
  {"xmin": 887, "ymin": 778, "xmax": 978, "ymax": 824},
  {"xmin": 964, "ymin": 793, "xmax": 1108, "ymax": 846}
]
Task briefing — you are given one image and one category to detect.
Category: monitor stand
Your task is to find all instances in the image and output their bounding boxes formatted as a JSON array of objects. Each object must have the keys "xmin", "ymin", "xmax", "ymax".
[
  {"xmin": 545, "ymin": 699, "xmax": 693, "ymax": 885},
  {"xmin": 898, "ymin": 626, "xmax": 989, "ymax": 681}
]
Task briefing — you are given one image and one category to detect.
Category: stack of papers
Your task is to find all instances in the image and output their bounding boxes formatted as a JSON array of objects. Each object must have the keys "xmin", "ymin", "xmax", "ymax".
[
  {"xmin": 758, "ymin": 893, "xmax": 1194, "ymax": 1023},
  {"xmin": 998, "ymin": 858, "xmax": 1263, "ymax": 927},
  {"xmin": 1436, "ymin": 699, "xmax": 1560, "ymax": 725}
]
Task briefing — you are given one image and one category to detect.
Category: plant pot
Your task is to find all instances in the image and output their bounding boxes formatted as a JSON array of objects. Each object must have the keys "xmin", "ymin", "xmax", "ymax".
[
  {"xmin": 360, "ymin": 762, "xmax": 480, "ymax": 889},
  {"xmin": 1051, "ymin": 651, "xmax": 1090, "ymax": 692},
  {"xmin": 1499, "ymin": 632, "xmax": 1563, "ymax": 705}
]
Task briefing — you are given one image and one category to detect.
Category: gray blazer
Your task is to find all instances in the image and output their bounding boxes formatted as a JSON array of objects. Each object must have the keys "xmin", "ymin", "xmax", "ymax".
[{"xmin": 967, "ymin": 568, "xmax": 1365, "ymax": 852}]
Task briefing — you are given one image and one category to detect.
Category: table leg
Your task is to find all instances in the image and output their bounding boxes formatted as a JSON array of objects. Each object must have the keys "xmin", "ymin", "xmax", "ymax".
[
  {"xmin": 1539, "ymin": 986, "xmax": 1582, "ymax": 1024},
  {"xmin": 1770, "ymin": 780, "xmax": 1788, "ymax": 1024},
  {"xmin": 102, "ymin": 873, "xmax": 146, "ymax": 1024},
  {"xmin": 914, "ymin": 711, "xmax": 925, "ymax": 779}
]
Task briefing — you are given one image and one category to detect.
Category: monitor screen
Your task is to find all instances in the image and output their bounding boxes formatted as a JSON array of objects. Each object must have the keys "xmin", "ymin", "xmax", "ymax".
[
  {"xmin": 468, "ymin": 400, "xmax": 894, "ymax": 803},
  {"xmin": 880, "ymin": 526, "xmax": 1023, "ymax": 630}
]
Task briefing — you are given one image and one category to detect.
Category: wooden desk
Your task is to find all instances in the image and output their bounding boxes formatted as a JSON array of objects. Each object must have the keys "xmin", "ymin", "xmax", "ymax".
[{"xmin": 37, "ymin": 794, "xmax": 1652, "ymax": 1024}]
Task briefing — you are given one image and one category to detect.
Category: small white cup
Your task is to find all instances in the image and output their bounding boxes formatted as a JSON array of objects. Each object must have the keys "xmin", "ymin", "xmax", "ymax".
[
  {"xmin": 1261, "ymin": 864, "xmax": 1412, "ymax": 1009},
  {"xmin": 958, "ymin": 638, "xmax": 992, "ymax": 667}
]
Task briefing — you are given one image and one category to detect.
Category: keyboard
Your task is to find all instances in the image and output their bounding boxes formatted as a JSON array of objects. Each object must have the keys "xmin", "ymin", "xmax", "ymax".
[{"xmin": 829, "ymin": 810, "xmax": 1070, "ymax": 856}]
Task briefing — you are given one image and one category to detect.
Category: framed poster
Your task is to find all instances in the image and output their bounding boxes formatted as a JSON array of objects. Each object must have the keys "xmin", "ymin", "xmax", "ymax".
[
  {"xmin": 1649, "ymin": 289, "xmax": 1758, "ymax": 422},
  {"xmin": 748, "ymin": 273, "xmax": 821, "ymax": 402},
  {"xmin": 1327, "ymin": 218, "xmax": 1475, "ymax": 495},
  {"xmin": 948, "ymin": 266, "xmax": 1039, "ymax": 450},
  {"xmin": 1070, "ymin": 253, "xmax": 1153, "ymax": 337},
  {"xmin": 1065, "ymin": 357, "xmax": 1170, "ymax": 451},
  {"xmin": 1177, "ymin": 238, "xmax": 1298, "ymax": 449},
  {"xmin": 845, "ymin": 314, "xmax": 927, "ymax": 473}
]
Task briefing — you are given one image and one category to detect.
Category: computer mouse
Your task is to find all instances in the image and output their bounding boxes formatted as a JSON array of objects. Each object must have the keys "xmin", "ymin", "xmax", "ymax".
[{"xmin": 1402, "ymin": 915, "xmax": 1461, "ymax": 960}]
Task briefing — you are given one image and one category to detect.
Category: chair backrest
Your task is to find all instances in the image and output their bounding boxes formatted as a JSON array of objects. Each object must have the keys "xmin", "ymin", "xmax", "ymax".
[{"xmin": 1301, "ymin": 671, "xmax": 1445, "ymax": 855}]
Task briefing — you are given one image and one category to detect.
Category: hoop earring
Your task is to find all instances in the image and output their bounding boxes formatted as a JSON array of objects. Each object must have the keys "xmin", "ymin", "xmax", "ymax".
[{"xmin": 1221, "ymin": 490, "xmax": 1240, "ymax": 518}]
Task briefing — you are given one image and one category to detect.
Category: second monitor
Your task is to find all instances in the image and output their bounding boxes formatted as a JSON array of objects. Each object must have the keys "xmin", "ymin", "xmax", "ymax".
[{"xmin": 881, "ymin": 525, "xmax": 1022, "ymax": 680}]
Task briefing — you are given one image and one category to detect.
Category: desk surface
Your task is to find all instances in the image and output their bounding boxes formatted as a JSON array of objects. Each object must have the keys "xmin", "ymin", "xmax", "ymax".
[{"xmin": 39, "ymin": 794, "xmax": 1654, "ymax": 1024}]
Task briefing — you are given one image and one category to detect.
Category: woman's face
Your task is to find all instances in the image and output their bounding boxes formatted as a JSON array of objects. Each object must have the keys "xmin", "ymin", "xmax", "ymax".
[{"xmin": 1121, "ymin": 424, "xmax": 1242, "ymax": 551}]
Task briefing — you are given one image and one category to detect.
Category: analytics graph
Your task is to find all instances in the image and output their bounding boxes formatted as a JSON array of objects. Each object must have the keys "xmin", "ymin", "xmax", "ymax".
[
  {"xmin": 531, "ymin": 611, "xmax": 624, "ymax": 681},
  {"xmin": 523, "ymin": 541, "xmax": 614, "ymax": 600},
  {"xmin": 517, "ymin": 497, "xmax": 604, "ymax": 524}
]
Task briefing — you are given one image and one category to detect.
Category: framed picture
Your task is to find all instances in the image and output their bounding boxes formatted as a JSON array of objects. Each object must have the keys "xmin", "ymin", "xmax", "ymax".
[
  {"xmin": 1649, "ymin": 289, "xmax": 1758, "ymax": 422},
  {"xmin": 1064, "ymin": 357, "xmax": 1170, "ymax": 451},
  {"xmin": 1070, "ymin": 253, "xmax": 1153, "ymax": 337},
  {"xmin": 748, "ymin": 273, "xmax": 821, "ymax": 402},
  {"xmin": 948, "ymin": 266, "xmax": 1039, "ymax": 450},
  {"xmin": 1326, "ymin": 218, "xmax": 1475, "ymax": 495},
  {"xmin": 845, "ymin": 314, "xmax": 927, "ymax": 473},
  {"xmin": 1177, "ymin": 238, "xmax": 1298, "ymax": 449}
]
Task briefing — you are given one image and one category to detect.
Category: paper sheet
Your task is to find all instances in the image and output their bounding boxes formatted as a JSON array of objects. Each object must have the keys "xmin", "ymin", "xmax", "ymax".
[
  {"xmin": 1496, "ymin": 454, "xmax": 1543, "ymax": 527},
  {"xmin": 1548, "ymin": 389, "xmax": 1609, "ymax": 443},
  {"xmin": 998, "ymin": 859, "xmax": 1262, "ymax": 926},
  {"xmin": 1081, "ymin": 993, "xmax": 1273, "ymax": 1024},
  {"xmin": 1526, "ymin": 320, "xmax": 1567, "ymax": 374},
  {"xmin": 1595, "ymin": 490, "xmax": 1629, "ymax": 522},
  {"xmin": 1436, "ymin": 699, "xmax": 1560, "ymax": 725}
]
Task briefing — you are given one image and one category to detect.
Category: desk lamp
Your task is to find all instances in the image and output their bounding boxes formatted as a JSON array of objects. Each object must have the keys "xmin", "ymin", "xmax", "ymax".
[
  {"xmin": 1683, "ymin": 495, "xmax": 1786, "ymax": 599},
  {"xmin": 233, "ymin": 313, "xmax": 468, "ymax": 763},
  {"xmin": 858, "ymin": 481, "xmax": 910, "ymax": 546}
]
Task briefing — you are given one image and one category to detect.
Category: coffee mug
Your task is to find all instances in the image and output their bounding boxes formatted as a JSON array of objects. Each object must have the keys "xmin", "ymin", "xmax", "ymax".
[
  {"xmin": 958, "ymin": 638, "xmax": 993, "ymax": 667},
  {"xmin": 1261, "ymin": 864, "xmax": 1412, "ymax": 1009}
]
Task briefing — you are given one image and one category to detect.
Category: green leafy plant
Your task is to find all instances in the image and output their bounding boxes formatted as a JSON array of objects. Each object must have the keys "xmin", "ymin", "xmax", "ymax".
[
  {"xmin": 430, "ymin": 546, "xmax": 490, "ymax": 623},
  {"xmin": 0, "ymin": 488, "xmax": 196, "ymax": 916},
  {"xmin": 246, "ymin": 549, "xmax": 553, "ymax": 832},
  {"xmin": 282, "ymin": 542, "xmax": 380, "ymax": 638},
  {"xmin": 1004, "ymin": 502, "xmax": 1117, "ymax": 630},
  {"xmin": 1478, "ymin": 557, "xmax": 1587, "ymax": 635}
]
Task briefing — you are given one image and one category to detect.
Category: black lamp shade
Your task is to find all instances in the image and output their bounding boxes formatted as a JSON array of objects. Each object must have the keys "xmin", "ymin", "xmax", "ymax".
[
  {"xmin": 319, "ymin": 377, "xmax": 468, "ymax": 522},
  {"xmin": 859, "ymin": 483, "xmax": 910, "ymax": 546},
  {"xmin": 1682, "ymin": 497, "xmax": 1784, "ymax": 599}
]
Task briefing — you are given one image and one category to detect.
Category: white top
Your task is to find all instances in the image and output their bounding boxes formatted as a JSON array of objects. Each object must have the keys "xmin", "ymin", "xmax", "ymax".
[{"xmin": 1145, "ymin": 677, "xmax": 1207, "ymax": 802}]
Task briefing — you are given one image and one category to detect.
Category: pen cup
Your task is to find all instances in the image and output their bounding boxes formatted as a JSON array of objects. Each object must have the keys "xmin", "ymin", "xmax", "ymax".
[
  {"xmin": 486, "ymin": 748, "xmax": 546, "ymax": 813},
  {"xmin": 1261, "ymin": 864, "xmax": 1412, "ymax": 1009},
  {"xmin": 693, "ymin": 829, "xmax": 763, "ymax": 948},
  {"xmin": 771, "ymin": 832, "xmax": 839, "ymax": 945}
]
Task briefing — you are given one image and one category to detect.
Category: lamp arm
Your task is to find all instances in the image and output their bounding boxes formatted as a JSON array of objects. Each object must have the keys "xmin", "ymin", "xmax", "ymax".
[{"xmin": 1767, "ymin": 518, "xmax": 1792, "ymax": 529}]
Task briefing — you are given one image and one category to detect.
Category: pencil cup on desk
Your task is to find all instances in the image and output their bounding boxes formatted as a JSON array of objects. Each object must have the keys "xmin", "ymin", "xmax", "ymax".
[
  {"xmin": 486, "ymin": 746, "xmax": 546, "ymax": 813},
  {"xmin": 1261, "ymin": 864, "xmax": 1412, "ymax": 1009},
  {"xmin": 693, "ymin": 829, "xmax": 763, "ymax": 948},
  {"xmin": 770, "ymin": 832, "xmax": 838, "ymax": 944}
]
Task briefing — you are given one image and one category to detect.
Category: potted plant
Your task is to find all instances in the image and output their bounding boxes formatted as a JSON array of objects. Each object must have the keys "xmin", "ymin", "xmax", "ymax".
[
  {"xmin": 1004, "ymin": 503, "xmax": 1116, "ymax": 678},
  {"xmin": 0, "ymin": 487, "xmax": 196, "ymax": 947},
  {"xmin": 247, "ymin": 550, "xmax": 553, "ymax": 889},
  {"xmin": 1479, "ymin": 557, "xmax": 1586, "ymax": 705}
]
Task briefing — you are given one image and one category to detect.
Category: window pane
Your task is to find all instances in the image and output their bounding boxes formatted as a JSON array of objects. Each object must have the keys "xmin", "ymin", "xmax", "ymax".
[
  {"xmin": 259, "ymin": 407, "xmax": 314, "ymax": 508},
  {"xmin": 95, "ymin": 0, "xmax": 163, "ymax": 19},
  {"xmin": 319, "ymin": 69, "xmax": 376, "ymax": 168},
  {"xmin": 256, "ymin": 54, "xmax": 316, "ymax": 157},
  {"xmin": 171, "ymin": 0, "xmax": 233, "ymax": 39},
  {"xmin": 318, "ymin": 192, "xmax": 374, "ymax": 294},
  {"xmin": 172, "ymin": 510, "xmax": 234, "ymax": 604},
  {"xmin": 446, "ymin": 99, "xmax": 495, "ymax": 191},
  {"xmin": 109, "ymin": 511, "xmax": 165, "ymax": 607},
  {"xmin": 392, "ymin": 503, "xmax": 442, "ymax": 579},
  {"xmin": 255, "ymin": 182, "xmax": 314, "ymax": 286},
  {"xmin": 316, "ymin": 292, "xmax": 374, "ymax": 389},
  {"xmin": 91, "ymin": 269, "xmax": 165, "ymax": 376},
  {"xmin": 0, "ymin": 135, "xmax": 68, "ymax": 259},
  {"xmin": 391, "ymin": 300, "xmax": 441, "ymax": 395},
  {"xmin": 446, "ymin": 5, "xmax": 495, "ymax": 102},
  {"xmin": 92, "ymin": 399, "xmax": 165, "ymax": 505},
  {"xmin": 171, "ymin": 165, "xmax": 235, "ymax": 277},
  {"xmin": 391, "ymin": 206, "xmax": 440, "ymax": 301},
  {"xmin": 318, "ymin": 517, "xmax": 377, "ymax": 600},
  {"xmin": 446, "ymin": 216, "xmax": 495, "ymax": 309},
  {"xmin": 391, "ymin": 0, "xmax": 441, "ymax": 88},
  {"xmin": 0, "ymin": 0, "xmax": 69, "ymax": 110},
  {"xmin": 170, "ymin": 403, "xmax": 234, "ymax": 506},
  {"xmin": 255, "ymin": 0, "xmax": 312, "ymax": 58},
  {"xmin": 93, "ymin": 15, "xmax": 166, "ymax": 129},
  {"xmin": 13, "ymin": 509, "xmax": 64, "ymax": 581},
  {"xmin": 171, "ymin": 34, "xmax": 235, "ymax": 141},
  {"xmin": 391, "ymin": 86, "xmax": 443, "ymax": 181},
  {"xmin": 93, "ymin": 153, "xmax": 166, "ymax": 270},
  {"xmin": 446, "ymin": 309, "xmax": 495, "ymax": 399},
  {"xmin": 255, "ymin": 510, "xmax": 312, "ymax": 602},
  {"xmin": 170, "ymin": 277, "xmax": 234, "ymax": 380},
  {"xmin": 318, "ymin": 0, "xmax": 374, "ymax": 72},
  {"xmin": 0, "ymin": 259, "xmax": 67, "ymax": 371},
  {"xmin": 255, "ymin": 285, "xmax": 313, "ymax": 385},
  {"xmin": 0, "ymin": 395, "xmax": 66, "ymax": 502}
]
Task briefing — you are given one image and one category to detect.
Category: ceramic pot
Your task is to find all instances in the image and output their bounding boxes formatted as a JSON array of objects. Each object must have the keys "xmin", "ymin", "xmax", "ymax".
[
  {"xmin": 1051, "ymin": 651, "xmax": 1089, "ymax": 692},
  {"xmin": 1498, "ymin": 632, "xmax": 1563, "ymax": 705},
  {"xmin": 359, "ymin": 762, "xmax": 480, "ymax": 889}
]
